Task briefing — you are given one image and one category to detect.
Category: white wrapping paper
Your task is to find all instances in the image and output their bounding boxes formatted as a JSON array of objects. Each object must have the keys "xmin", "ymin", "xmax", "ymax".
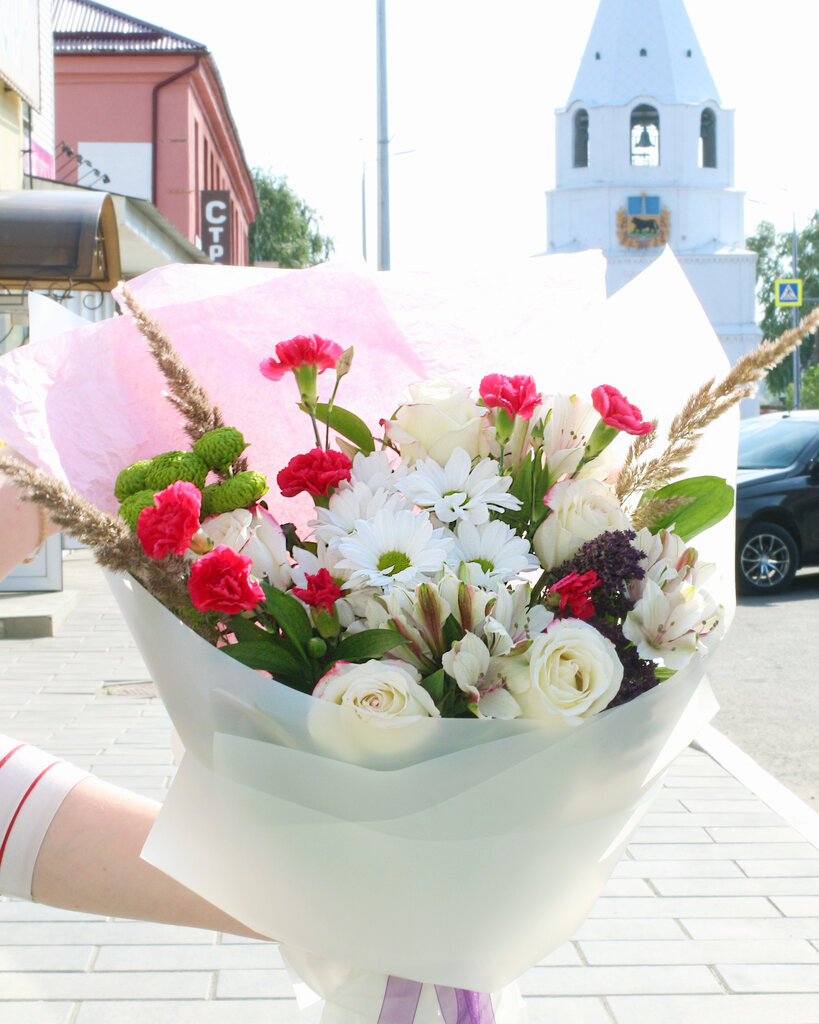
[{"xmin": 108, "ymin": 568, "xmax": 717, "ymax": 998}]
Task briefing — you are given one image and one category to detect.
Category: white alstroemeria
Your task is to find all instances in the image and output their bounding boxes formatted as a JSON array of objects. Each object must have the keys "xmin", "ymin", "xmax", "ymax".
[
  {"xmin": 335, "ymin": 508, "xmax": 456, "ymax": 593},
  {"xmin": 363, "ymin": 583, "xmax": 453, "ymax": 672},
  {"xmin": 396, "ymin": 448, "xmax": 521, "ymax": 527},
  {"xmin": 630, "ymin": 528, "xmax": 723, "ymax": 610},
  {"xmin": 507, "ymin": 619, "xmax": 623, "ymax": 721},
  {"xmin": 486, "ymin": 584, "xmax": 554, "ymax": 652},
  {"xmin": 536, "ymin": 393, "xmax": 600, "ymax": 482},
  {"xmin": 314, "ymin": 659, "xmax": 440, "ymax": 725},
  {"xmin": 348, "ymin": 450, "xmax": 408, "ymax": 490},
  {"xmin": 453, "ymin": 519, "xmax": 539, "ymax": 587},
  {"xmin": 437, "ymin": 573, "xmax": 496, "ymax": 635},
  {"xmin": 312, "ymin": 482, "xmax": 411, "ymax": 547},
  {"xmin": 623, "ymin": 577, "xmax": 722, "ymax": 670},
  {"xmin": 243, "ymin": 506, "xmax": 293, "ymax": 589},
  {"xmin": 441, "ymin": 631, "xmax": 521, "ymax": 719},
  {"xmin": 533, "ymin": 477, "xmax": 631, "ymax": 571}
]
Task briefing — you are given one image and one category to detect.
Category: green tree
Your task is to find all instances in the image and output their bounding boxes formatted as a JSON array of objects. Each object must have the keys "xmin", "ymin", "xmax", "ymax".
[
  {"xmin": 747, "ymin": 214, "xmax": 819, "ymax": 399},
  {"xmin": 785, "ymin": 364, "xmax": 819, "ymax": 410},
  {"xmin": 249, "ymin": 170, "xmax": 334, "ymax": 268}
]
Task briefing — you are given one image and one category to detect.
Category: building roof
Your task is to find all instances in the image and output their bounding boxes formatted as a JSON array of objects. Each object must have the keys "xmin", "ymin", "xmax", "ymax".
[
  {"xmin": 565, "ymin": 0, "xmax": 721, "ymax": 109},
  {"xmin": 53, "ymin": 0, "xmax": 206, "ymax": 54}
]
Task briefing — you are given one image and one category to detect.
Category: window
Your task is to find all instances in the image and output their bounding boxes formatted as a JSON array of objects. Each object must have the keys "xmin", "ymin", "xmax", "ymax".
[
  {"xmin": 573, "ymin": 109, "xmax": 589, "ymax": 168},
  {"xmin": 630, "ymin": 104, "xmax": 659, "ymax": 166},
  {"xmin": 699, "ymin": 108, "xmax": 717, "ymax": 168}
]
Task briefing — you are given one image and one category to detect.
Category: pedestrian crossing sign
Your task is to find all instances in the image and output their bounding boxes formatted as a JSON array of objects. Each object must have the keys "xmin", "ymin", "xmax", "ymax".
[{"xmin": 775, "ymin": 279, "xmax": 803, "ymax": 306}]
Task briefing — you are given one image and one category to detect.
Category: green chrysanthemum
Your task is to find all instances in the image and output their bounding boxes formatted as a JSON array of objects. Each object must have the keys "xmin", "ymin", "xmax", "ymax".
[
  {"xmin": 193, "ymin": 427, "xmax": 246, "ymax": 472},
  {"xmin": 200, "ymin": 471, "xmax": 267, "ymax": 517},
  {"xmin": 144, "ymin": 451, "xmax": 208, "ymax": 491},
  {"xmin": 114, "ymin": 460, "xmax": 152, "ymax": 501},
  {"xmin": 118, "ymin": 490, "xmax": 156, "ymax": 531}
]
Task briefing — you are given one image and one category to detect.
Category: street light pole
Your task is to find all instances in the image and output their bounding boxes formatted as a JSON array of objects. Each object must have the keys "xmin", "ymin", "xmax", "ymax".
[
  {"xmin": 792, "ymin": 214, "xmax": 800, "ymax": 409},
  {"xmin": 376, "ymin": 0, "xmax": 390, "ymax": 270}
]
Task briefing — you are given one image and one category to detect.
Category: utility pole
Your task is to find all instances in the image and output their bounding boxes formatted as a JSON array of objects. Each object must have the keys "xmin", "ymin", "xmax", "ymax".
[
  {"xmin": 792, "ymin": 215, "xmax": 800, "ymax": 409},
  {"xmin": 376, "ymin": 0, "xmax": 390, "ymax": 270}
]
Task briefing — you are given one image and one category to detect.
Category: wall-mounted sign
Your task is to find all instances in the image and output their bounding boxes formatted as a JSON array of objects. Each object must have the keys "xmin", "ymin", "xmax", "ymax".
[
  {"xmin": 616, "ymin": 193, "xmax": 669, "ymax": 249},
  {"xmin": 200, "ymin": 190, "xmax": 232, "ymax": 264}
]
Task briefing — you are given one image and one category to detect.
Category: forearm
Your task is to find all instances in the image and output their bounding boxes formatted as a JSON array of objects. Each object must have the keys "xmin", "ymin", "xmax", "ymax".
[{"xmin": 31, "ymin": 775, "xmax": 262, "ymax": 937}]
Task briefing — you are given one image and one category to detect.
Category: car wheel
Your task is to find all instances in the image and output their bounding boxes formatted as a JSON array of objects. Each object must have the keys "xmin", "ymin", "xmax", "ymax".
[{"xmin": 737, "ymin": 521, "xmax": 798, "ymax": 595}]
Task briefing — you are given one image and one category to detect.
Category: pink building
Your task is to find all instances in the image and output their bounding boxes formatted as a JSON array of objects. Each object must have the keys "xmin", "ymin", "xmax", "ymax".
[{"xmin": 52, "ymin": 0, "xmax": 258, "ymax": 265}]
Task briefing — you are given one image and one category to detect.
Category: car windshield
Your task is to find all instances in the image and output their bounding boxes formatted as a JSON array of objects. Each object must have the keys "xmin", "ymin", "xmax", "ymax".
[{"xmin": 738, "ymin": 417, "xmax": 819, "ymax": 469}]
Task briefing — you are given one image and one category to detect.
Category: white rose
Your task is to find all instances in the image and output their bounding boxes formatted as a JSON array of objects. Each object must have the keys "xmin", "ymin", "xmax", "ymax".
[
  {"xmin": 313, "ymin": 659, "xmax": 440, "ymax": 726},
  {"xmin": 533, "ymin": 478, "xmax": 631, "ymax": 570},
  {"xmin": 384, "ymin": 379, "xmax": 493, "ymax": 466},
  {"xmin": 507, "ymin": 619, "xmax": 623, "ymax": 721}
]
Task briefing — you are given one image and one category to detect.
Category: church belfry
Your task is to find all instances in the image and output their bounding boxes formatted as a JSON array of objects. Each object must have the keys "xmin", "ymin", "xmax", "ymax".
[{"xmin": 546, "ymin": 0, "xmax": 761, "ymax": 392}]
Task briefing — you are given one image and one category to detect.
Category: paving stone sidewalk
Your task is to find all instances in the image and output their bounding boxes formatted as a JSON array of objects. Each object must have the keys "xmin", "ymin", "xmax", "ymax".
[{"xmin": 1, "ymin": 550, "xmax": 818, "ymax": 1024}]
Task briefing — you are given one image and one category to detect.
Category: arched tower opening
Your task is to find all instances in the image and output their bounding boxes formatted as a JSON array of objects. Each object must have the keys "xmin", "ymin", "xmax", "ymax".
[
  {"xmin": 573, "ymin": 109, "xmax": 589, "ymax": 168},
  {"xmin": 699, "ymin": 107, "xmax": 717, "ymax": 168},
  {"xmin": 630, "ymin": 104, "xmax": 660, "ymax": 166}
]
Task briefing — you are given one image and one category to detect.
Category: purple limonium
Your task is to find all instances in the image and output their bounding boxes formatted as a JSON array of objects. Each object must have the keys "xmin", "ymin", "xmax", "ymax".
[
  {"xmin": 542, "ymin": 529, "xmax": 646, "ymax": 620},
  {"xmin": 593, "ymin": 618, "xmax": 660, "ymax": 707}
]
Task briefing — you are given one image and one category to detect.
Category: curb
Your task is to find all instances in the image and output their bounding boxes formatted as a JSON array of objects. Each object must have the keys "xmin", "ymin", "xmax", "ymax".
[{"xmin": 694, "ymin": 723, "xmax": 819, "ymax": 850}]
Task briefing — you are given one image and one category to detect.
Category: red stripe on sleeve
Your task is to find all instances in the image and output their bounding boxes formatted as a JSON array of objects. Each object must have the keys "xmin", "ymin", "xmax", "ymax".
[
  {"xmin": 0, "ymin": 761, "xmax": 60, "ymax": 872},
  {"xmin": 0, "ymin": 744, "xmax": 26, "ymax": 770}
]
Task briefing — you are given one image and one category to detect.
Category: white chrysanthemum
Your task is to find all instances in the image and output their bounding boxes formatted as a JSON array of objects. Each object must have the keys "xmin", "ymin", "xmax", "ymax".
[
  {"xmin": 312, "ymin": 482, "xmax": 411, "ymax": 546},
  {"xmin": 396, "ymin": 447, "xmax": 521, "ymax": 526},
  {"xmin": 453, "ymin": 520, "xmax": 539, "ymax": 587},
  {"xmin": 348, "ymin": 450, "xmax": 408, "ymax": 490},
  {"xmin": 335, "ymin": 508, "xmax": 456, "ymax": 592}
]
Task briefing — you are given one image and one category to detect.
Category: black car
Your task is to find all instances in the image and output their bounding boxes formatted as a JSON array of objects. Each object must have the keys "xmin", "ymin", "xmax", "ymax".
[{"xmin": 735, "ymin": 411, "xmax": 819, "ymax": 595}]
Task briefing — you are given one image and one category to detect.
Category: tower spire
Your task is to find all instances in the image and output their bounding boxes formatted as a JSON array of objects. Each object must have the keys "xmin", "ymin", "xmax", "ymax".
[{"xmin": 567, "ymin": 0, "xmax": 720, "ymax": 109}]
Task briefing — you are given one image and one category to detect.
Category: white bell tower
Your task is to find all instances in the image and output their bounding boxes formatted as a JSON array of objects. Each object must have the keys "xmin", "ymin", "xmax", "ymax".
[{"xmin": 546, "ymin": 0, "xmax": 761, "ymax": 387}]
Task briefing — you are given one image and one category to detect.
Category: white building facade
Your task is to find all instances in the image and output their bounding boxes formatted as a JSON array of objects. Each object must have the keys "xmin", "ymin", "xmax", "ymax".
[{"xmin": 546, "ymin": 0, "xmax": 761, "ymax": 394}]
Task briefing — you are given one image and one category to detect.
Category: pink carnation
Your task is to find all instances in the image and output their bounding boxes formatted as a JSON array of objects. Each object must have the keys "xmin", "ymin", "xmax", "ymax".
[
  {"xmin": 591, "ymin": 385, "xmax": 653, "ymax": 435},
  {"xmin": 187, "ymin": 545, "xmax": 264, "ymax": 614},
  {"xmin": 291, "ymin": 568, "xmax": 343, "ymax": 612},
  {"xmin": 277, "ymin": 448, "xmax": 352, "ymax": 498},
  {"xmin": 260, "ymin": 334, "xmax": 343, "ymax": 381},
  {"xmin": 479, "ymin": 373, "xmax": 541, "ymax": 420},
  {"xmin": 137, "ymin": 481, "xmax": 202, "ymax": 559},
  {"xmin": 549, "ymin": 570, "xmax": 600, "ymax": 621}
]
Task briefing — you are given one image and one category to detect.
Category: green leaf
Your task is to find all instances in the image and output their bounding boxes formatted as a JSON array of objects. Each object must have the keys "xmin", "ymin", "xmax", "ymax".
[
  {"xmin": 646, "ymin": 476, "xmax": 735, "ymax": 541},
  {"xmin": 260, "ymin": 585, "xmax": 313, "ymax": 653},
  {"xmin": 420, "ymin": 668, "xmax": 445, "ymax": 704},
  {"xmin": 655, "ymin": 666, "xmax": 676, "ymax": 681},
  {"xmin": 335, "ymin": 629, "xmax": 410, "ymax": 662},
  {"xmin": 225, "ymin": 614, "xmax": 271, "ymax": 644},
  {"xmin": 442, "ymin": 613, "xmax": 463, "ymax": 650},
  {"xmin": 312, "ymin": 403, "xmax": 375, "ymax": 454},
  {"xmin": 221, "ymin": 640, "xmax": 309, "ymax": 686}
]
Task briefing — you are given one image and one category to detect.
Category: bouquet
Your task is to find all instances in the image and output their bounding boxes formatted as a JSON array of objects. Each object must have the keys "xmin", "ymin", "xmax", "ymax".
[{"xmin": 2, "ymin": 255, "xmax": 816, "ymax": 1024}]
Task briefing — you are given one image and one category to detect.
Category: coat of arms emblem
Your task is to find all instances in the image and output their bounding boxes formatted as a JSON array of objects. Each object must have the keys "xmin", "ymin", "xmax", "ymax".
[{"xmin": 616, "ymin": 194, "xmax": 670, "ymax": 249}]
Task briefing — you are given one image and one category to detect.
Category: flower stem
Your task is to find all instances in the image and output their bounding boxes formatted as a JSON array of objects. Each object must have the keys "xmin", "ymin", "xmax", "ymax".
[
  {"xmin": 529, "ymin": 569, "xmax": 551, "ymax": 606},
  {"xmin": 324, "ymin": 377, "xmax": 342, "ymax": 449}
]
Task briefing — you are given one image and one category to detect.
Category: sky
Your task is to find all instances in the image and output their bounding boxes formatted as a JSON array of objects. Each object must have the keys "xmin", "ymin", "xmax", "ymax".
[{"xmin": 118, "ymin": 0, "xmax": 818, "ymax": 270}]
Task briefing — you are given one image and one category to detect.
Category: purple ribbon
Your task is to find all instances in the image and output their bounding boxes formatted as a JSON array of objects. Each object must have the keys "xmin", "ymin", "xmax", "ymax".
[{"xmin": 378, "ymin": 975, "xmax": 496, "ymax": 1024}]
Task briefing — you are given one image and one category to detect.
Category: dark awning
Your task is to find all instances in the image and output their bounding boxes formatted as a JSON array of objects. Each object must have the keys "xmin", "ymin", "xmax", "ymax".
[{"xmin": 0, "ymin": 189, "xmax": 121, "ymax": 291}]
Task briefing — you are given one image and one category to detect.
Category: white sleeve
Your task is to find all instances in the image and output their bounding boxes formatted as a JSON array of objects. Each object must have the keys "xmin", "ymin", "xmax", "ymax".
[{"xmin": 0, "ymin": 735, "xmax": 89, "ymax": 901}]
